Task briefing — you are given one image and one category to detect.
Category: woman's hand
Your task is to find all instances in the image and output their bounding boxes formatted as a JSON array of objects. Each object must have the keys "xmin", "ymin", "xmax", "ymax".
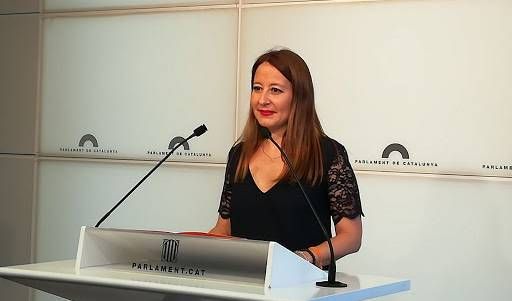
[
  {"xmin": 208, "ymin": 215, "xmax": 231, "ymax": 236},
  {"xmin": 295, "ymin": 248, "xmax": 321, "ymax": 268},
  {"xmin": 309, "ymin": 216, "xmax": 363, "ymax": 267}
]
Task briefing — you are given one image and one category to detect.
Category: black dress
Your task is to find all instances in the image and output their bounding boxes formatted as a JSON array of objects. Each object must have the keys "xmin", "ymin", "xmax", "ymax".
[{"xmin": 218, "ymin": 136, "xmax": 363, "ymax": 251}]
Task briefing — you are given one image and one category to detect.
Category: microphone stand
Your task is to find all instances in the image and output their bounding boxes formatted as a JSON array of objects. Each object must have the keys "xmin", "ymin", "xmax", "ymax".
[
  {"xmin": 261, "ymin": 127, "xmax": 347, "ymax": 288},
  {"xmin": 95, "ymin": 124, "xmax": 208, "ymax": 228}
]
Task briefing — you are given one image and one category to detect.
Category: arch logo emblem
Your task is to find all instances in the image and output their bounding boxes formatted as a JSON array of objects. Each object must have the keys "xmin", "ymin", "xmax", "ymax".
[
  {"xmin": 58, "ymin": 133, "xmax": 118, "ymax": 155},
  {"xmin": 382, "ymin": 143, "xmax": 409, "ymax": 159},
  {"xmin": 168, "ymin": 136, "xmax": 190, "ymax": 151},
  {"xmin": 78, "ymin": 134, "xmax": 99, "ymax": 148},
  {"xmin": 353, "ymin": 142, "xmax": 438, "ymax": 170},
  {"xmin": 146, "ymin": 135, "xmax": 212, "ymax": 159}
]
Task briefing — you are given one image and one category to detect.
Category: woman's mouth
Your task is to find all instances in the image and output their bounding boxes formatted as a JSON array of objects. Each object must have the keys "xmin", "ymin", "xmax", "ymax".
[{"xmin": 258, "ymin": 110, "xmax": 275, "ymax": 117}]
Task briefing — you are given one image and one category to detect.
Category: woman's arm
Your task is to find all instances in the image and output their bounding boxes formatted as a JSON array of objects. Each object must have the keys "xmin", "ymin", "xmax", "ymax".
[
  {"xmin": 302, "ymin": 139, "xmax": 363, "ymax": 267},
  {"xmin": 209, "ymin": 215, "xmax": 231, "ymax": 236},
  {"xmin": 308, "ymin": 216, "xmax": 362, "ymax": 267},
  {"xmin": 210, "ymin": 145, "xmax": 238, "ymax": 237}
]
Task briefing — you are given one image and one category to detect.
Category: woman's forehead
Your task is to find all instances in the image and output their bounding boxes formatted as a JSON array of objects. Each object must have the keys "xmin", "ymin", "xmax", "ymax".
[{"xmin": 253, "ymin": 62, "xmax": 290, "ymax": 85}]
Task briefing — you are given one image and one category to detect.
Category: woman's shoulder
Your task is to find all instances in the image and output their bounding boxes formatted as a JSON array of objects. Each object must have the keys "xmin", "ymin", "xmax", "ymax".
[
  {"xmin": 226, "ymin": 141, "xmax": 244, "ymax": 165},
  {"xmin": 224, "ymin": 142, "xmax": 243, "ymax": 174},
  {"xmin": 229, "ymin": 141, "xmax": 243, "ymax": 156},
  {"xmin": 320, "ymin": 135, "xmax": 348, "ymax": 159}
]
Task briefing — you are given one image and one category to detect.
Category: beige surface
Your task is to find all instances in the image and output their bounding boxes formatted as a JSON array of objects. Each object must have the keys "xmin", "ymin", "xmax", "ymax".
[
  {"xmin": 0, "ymin": 156, "xmax": 36, "ymax": 301},
  {"xmin": 0, "ymin": 0, "xmax": 40, "ymax": 14},
  {"xmin": 0, "ymin": 14, "xmax": 40, "ymax": 154}
]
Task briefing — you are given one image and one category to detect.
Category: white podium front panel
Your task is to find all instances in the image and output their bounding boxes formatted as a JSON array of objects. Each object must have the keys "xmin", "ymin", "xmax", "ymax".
[{"xmin": 74, "ymin": 227, "xmax": 326, "ymax": 288}]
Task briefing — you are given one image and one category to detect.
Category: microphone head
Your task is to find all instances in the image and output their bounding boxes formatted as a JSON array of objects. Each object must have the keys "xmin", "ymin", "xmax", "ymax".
[
  {"xmin": 259, "ymin": 126, "xmax": 271, "ymax": 139},
  {"xmin": 193, "ymin": 124, "xmax": 208, "ymax": 137}
]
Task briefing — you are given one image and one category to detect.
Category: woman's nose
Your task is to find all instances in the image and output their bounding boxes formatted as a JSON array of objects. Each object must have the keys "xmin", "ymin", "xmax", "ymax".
[{"xmin": 258, "ymin": 90, "xmax": 270, "ymax": 105}]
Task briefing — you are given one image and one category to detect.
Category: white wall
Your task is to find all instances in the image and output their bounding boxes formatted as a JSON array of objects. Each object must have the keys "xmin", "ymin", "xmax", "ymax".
[
  {"xmin": 347, "ymin": 173, "xmax": 512, "ymax": 300},
  {"xmin": 239, "ymin": 0, "xmax": 512, "ymax": 177},
  {"xmin": 1, "ymin": 1, "xmax": 511, "ymax": 301},
  {"xmin": 40, "ymin": 9, "xmax": 238, "ymax": 162}
]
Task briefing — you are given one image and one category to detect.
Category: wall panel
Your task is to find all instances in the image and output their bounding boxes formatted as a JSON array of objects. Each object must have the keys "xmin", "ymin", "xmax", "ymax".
[
  {"xmin": 35, "ymin": 160, "xmax": 225, "ymax": 262},
  {"xmin": 239, "ymin": 0, "xmax": 512, "ymax": 177},
  {"xmin": 0, "ymin": 14, "xmax": 39, "ymax": 154},
  {"xmin": 40, "ymin": 8, "xmax": 238, "ymax": 163},
  {"xmin": 340, "ymin": 173, "xmax": 512, "ymax": 300},
  {"xmin": 0, "ymin": 156, "xmax": 35, "ymax": 301}
]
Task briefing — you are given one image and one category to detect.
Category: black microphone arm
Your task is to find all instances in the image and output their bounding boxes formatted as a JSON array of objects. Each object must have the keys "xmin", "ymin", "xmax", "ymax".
[
  {"xmin": 95, "ymin": 124, "xmax": 208, "ymax": 228},
  {"xmin": 260, "ymin": 127, "xmax": 346, "ymax": 288}
]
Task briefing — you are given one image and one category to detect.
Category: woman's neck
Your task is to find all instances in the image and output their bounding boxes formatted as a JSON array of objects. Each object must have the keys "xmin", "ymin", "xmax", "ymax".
[{"xmin": 268, "ymin": 128, "xmax": 285, "ymax": 146}]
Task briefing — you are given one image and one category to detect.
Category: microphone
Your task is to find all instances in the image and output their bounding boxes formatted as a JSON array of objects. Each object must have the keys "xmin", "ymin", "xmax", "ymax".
[
  {"xmin": 95, "ymin": 124, "xmax": 208, "ymax": 228},
  {"xmin": 259, "ymin": 126, "xmax": 346, "ymax": 288}
]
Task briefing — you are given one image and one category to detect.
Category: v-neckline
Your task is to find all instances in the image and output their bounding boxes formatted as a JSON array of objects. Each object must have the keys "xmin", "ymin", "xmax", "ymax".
[{"xmin": 248, "ymin": 168, "xmax": 281, "ymax": 194}]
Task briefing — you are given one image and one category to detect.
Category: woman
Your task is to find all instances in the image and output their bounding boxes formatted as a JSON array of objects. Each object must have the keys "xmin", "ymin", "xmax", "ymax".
[{"xmin": 209, "ymin": 49, "xmax": 363, "ymax": 267}]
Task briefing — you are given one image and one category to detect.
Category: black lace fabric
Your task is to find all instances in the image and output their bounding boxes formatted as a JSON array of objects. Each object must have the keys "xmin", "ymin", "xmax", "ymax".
[
  {"xmin": 218, "ymin": 147, "xmax": 235, "ymax": 219},
  {"xmin": 219, "ymin": 174, "xmax": 232, "ymax": 218},
  {"xmin": 327, "ymin": 141, "xmax": 363, "ymax": 224},
  {"xmin": 218, "ymin": 139, "xmax": 363, "ymax": 223}
]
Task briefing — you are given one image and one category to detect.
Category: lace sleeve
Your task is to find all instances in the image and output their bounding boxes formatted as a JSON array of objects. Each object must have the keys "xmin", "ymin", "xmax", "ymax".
[
  {"xmin": 327, "ymin": 141, "xmax": 363, "ymax": 224},
  {"xmin": 218, "ymin": 146, "xmax": 238, "ymax": 218}
]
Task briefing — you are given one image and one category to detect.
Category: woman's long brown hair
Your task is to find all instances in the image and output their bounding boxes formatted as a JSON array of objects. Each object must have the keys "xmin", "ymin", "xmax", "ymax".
[{"xmin": 234, "ymin": 49, "xmax": 325, "ymax": 186}]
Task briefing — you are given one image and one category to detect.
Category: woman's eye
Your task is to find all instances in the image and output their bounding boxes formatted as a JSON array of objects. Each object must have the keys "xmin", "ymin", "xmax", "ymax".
[
  {"xmin": 252, "ymin": 86, "xmax": 262, "ymax": 92},
  {"xmin": 270, "ymin": 87, "xmax": 282, "ymax": 93}
]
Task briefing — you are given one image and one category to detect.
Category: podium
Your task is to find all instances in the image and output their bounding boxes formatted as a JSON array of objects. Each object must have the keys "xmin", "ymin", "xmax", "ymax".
[{"xmin": 0, "ymin": 227, "xmax": 410, "ymax": 300}]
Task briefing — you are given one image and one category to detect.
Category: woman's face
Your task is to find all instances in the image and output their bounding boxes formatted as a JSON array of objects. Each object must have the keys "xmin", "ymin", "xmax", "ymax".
[{"xmin": 251, "ymin": 62, "xmax": 293, "ymax": 136}]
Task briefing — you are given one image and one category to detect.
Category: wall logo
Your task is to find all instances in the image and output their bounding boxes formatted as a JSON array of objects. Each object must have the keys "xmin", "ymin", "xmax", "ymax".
[
  {"xmin": 354, "ymin": 143, "xmax": 438, "ymax": 169},
  {"xmin": 146, "ymin": 135, "xmax": 212, "ymax": 158},
  {"xmin": 481, "ymin": 163, "xmax": 511, "ymax": 172},
  {"xmin": 169, "ymin": 136, "xmax": 190, "ymax": 151},
  {"xmin": 78, "ymin": 134, "xmax": 99, "ymax": 147},
  {"xmin": 382, "ymin": 143, "xmax": 409, "ymax": 159},
  {"xmin": 161, "ymin": 239, "xmax": 179, "ymax": 263},
  {"xmin": 59, "ymin": 133, "xmax": 118, "ymax": 154}
]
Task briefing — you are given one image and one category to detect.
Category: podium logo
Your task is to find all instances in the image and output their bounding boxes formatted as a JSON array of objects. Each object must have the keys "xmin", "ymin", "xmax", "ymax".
[{"xmin": 161, "ymin": 239, "xmax": 179, "ymax": 263}]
